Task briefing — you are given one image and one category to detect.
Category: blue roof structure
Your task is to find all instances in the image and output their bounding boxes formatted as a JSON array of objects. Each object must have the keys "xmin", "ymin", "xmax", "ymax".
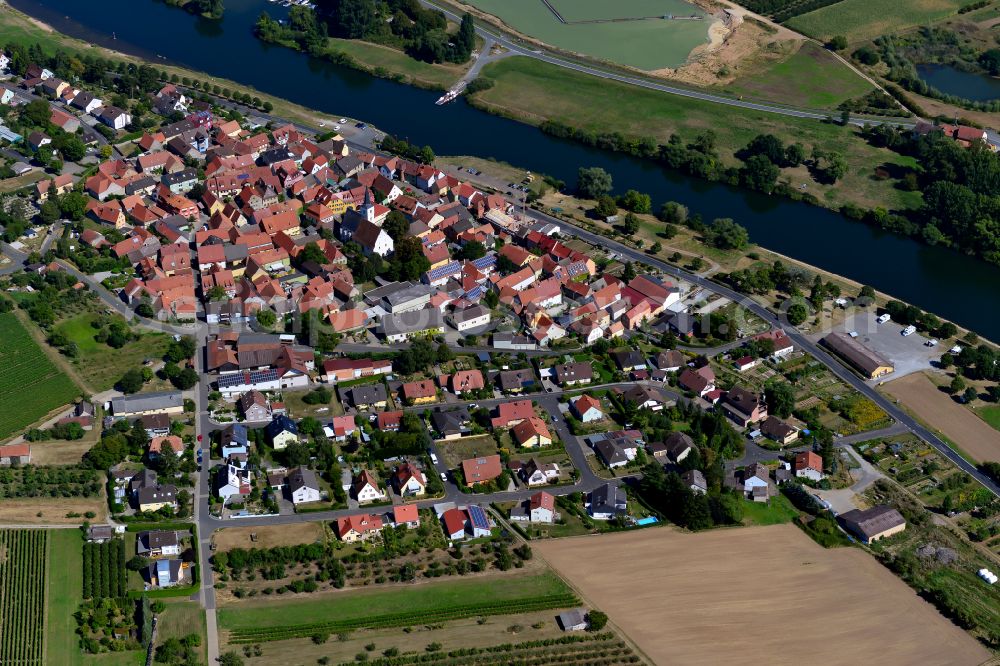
[
  {"xmin": 473, "ymin": 255, "xmax": 497, "ymax": 270},
  {"xmin": 217, "ymin": 369, "xmax": 279, "ymax": 389},
  {"xmin": 427, "ymin": 261, "xmax": 461, "ymax": 281}
]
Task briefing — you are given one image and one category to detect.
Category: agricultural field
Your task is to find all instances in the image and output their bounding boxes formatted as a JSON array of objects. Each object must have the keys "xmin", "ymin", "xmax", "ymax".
[
  {"xmin": 0, "ymin": 529, "xmax": 48, "ymax": 665},
  {"xmin": 882, "ymin": 372, "xmax": 1000, "ymax": 463},
  {"xmin": 534, "ymin": 525, "xmax": 990, "ymax": 665},
  {"xmin": 462, "ymin": 0, "xmax": 709, "ymax": 70},
  {"xmin": 218, "ymin": 571, "xmax": 578, "ymax": 644},
  {"xmin": 83, "ymin": 540, "xmax": 128, "ymax": 599},
  {"xmin": 724, "ymin": 41, "xmax": 874, "ymax": 108},
  {"xmin": 213, "ymin": 522, "xmax": 328, "ymax": 552},
  {"xmin": 0, "ymin": 312, "xmax": 79, "ymax": 440},
  {"xmin": 786, "ymin": 0, "xmax": 977, "ymax": 42}
]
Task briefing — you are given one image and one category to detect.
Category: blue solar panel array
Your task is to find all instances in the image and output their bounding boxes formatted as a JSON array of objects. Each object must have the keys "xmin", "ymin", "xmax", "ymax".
[
  {"xmin": 473, "ymin": 255, "xmax": 496, "ymax": 270},
  {"xmin": 427, "ymin": 261, "xmax": 461, "ymax": 281},
  {"xmin": 467, "ymin": 504, "xmax": 489, "ymax": 530},
  {"xmin": 217, "ymin": 368, "xmax": 279, "ymax": 388}
]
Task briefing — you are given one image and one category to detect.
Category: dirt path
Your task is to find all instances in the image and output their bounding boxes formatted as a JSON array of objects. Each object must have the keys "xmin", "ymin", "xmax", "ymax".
[{"xmin": 882, "ymin": 372, "xmax": 1000, "ymax": 463}]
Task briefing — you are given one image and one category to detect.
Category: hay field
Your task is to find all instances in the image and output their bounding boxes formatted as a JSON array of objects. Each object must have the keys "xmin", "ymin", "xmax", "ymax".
[
  {"xmin": 786, "ymin": 0, "xmax": 974, "ymax": 43},
  {"xmin": 883, "ymin": 372, "xmax": 1000, "ymax": 463},
  {"xmin": 535, "ymin": 525, "xmax": 990, "ymax": 666}
]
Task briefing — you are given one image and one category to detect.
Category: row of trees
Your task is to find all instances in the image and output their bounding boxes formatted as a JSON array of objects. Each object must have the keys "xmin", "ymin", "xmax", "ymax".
[{"xmin": 83, "ymin": 540, "xmax": 127, "ymax": 599}]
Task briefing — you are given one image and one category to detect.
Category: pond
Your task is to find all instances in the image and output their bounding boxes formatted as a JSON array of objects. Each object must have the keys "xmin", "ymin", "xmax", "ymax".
[{"xmin": 916, "ymin": 62, "xmax": 1000, "ymax": 103}]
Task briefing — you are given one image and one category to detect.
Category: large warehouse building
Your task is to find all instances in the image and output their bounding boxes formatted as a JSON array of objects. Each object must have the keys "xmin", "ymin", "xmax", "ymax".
[{"xmin": 822, "ymin": 332, "xmax": 894, "ymax": 379}]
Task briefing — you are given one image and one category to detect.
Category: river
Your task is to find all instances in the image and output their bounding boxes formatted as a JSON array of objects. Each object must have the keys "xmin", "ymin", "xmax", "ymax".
[
  {"xmin": 917, "ymin": 63, "xmax": 1000, "ymax": 103},
  {"xmin": 10, "ymin": 0, "xmax": 1000, "ymax": 340}
]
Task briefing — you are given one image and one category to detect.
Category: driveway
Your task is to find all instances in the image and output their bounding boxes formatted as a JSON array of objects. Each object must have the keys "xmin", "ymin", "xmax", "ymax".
[{"xmin": 807, "ymin": 446, "xmax": 885, "ymax": 515}]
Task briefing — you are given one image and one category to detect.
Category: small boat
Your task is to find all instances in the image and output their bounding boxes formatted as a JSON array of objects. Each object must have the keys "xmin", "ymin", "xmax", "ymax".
[{"xmin": 435, "ymin": 90, "xmax": 460, "ymax": 105}]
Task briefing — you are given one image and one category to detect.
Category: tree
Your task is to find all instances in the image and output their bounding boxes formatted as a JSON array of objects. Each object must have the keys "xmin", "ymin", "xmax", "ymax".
[
  {"xmin": 739, "ymin": 154, "xmax": 780, "ymax": 192},
  {"xmin": 619, "ymin": 189, "xmax": 651, "ymax": 214},
  {"xmin": 950, "ymin": 375, "xmax": 966, "ymax": 394},
  {"xmin": 787, "ymin": 303, "xmax": 809, "ymax": 326},
  {"xmin": 117, "ymin": 368, "xmax": 145, "ymax": 394},
  {"xmin": 704, "ymin": 218, "xmax": 749, "ymax": 250},
  {"xmin": 587, "ymin": 610, "xmax": 608, "ymax": 631},
  {"xmin": 456, "ymin": 241, "xmax": 486, "ymax": 261},
  {"xmin": 622, "ymin": 212, "xmax": 639, "ymax": 235},
  {"xmin": 827, "ymin": 35, "xmax": 848, "ymax": 50},
  {"xmin": 594, "ymin": 194, "xmax": 617, "ymax": 218},
  {"xmin": 650, "ymin": 241, "xmax": 662, "ymax": 254},
  {"xmin": 622, "ymin": 261, "xmax": 636, "ymax": 282},
  {"xmin": 39, "ymin": 198, "xmax": 61, "ymax": 224},
  {"xmin": 576, "ymin": 166, "xmax": 612, "ymax": 199},
  {"xmin": 59, "ymin": 191, "xmax": 88, "ymax": 220},
  {"xmin": 436, "ymin": 343, "xmax": 454, "ymax": 363},
  {"xmin": 658, "ymin": 201, "xmax": 688, "ymax": 225},
  {"xmin": 171, "ymin": 367, "xmax": 199, "ymax": 390},
  {"xmin": 298, "ymin": 241, "xmax": 327, "ymax": 266},
  {"xmin": 963, "ymin": 386, "xmax": 978, "ymax": 403},
  {"xmin": 764, "ymin": 380, "xmax": 795, "ymax": 418},
  {"xmin": 383, "ymin": 210, "xmax": 409, "ymax": 241},
  {"xmin": 255, "ymin": 308, "xmax": 276, "ymax": 329},
  {"xmin": 22, "ymin": 99, "xmax": 51, "ymax": 127},
  {"xmin": 784, "ymin": 143, "xmax": 806, "ymax": 167}
]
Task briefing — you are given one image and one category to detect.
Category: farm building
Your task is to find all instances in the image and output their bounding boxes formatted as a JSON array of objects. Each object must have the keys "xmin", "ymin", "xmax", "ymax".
[
  {"xmin": 839, "ymin": 505, "xmax": 906, "ymax": 543},
  {"xmin": 822, "ymin": 333, "xmax": 894, "ymax": 379}
]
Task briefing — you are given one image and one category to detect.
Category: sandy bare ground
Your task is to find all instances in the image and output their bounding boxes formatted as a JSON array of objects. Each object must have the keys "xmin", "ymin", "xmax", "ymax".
[
  {"xmin": 535, "ymin": 525, "xmax": 990, "ymax": 666},
  {"xmin": 0, "ymin": 496, "xmax": 106, "ymax": 525},
  {"xmin": 212, "ymin": 522, "xmax": 327, "ymax": 552},
  {"xmin": 883, "ymin": 372, "xmax": 1000, "ymax": 463}
]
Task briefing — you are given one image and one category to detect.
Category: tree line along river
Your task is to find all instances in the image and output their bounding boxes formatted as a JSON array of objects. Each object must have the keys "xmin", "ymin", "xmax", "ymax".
[{"xmin": 9, "ymin": 0, "xmax": 1000, "ymax": 341}]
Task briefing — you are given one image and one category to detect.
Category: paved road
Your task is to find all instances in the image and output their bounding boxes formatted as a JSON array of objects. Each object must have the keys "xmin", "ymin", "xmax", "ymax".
[
  {"xmin": 420, "ymin": 0, "xmax": 918, "ymax": 129},
  {"xmin": 522, "ymin": 210, "xmax": 1000, "ymax": 497}
]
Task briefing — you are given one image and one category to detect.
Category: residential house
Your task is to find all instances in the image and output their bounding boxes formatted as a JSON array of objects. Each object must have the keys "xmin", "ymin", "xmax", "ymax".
[
  {"xmin": 683, "ymin": 469, "xmax": 708, "ymax": 495},
  {"xmin": 238, "ymin": 390, "xmax": 272, "ymax": 422},
  {"xmin": 393, "ymin": 463, "xmax": 427, "ymax": 497},
  {"xmin": 490, "ymin": 400, "xmax": 534, "ymax": 429},
  {"xmin": 461, "ymin": 455, "xmax": 503, "ymax": 488},
  {"xmin": 149, "ymin": 435, "xmax": 183, "ymax": 458},
  {"xmin": 593, "ymin": 439, "xmax": 628, "ymax": 469},
  {"xmin": 446, "ymin": 304, "xmax": 491, "ymax": 332},
  {"xmin": 720, "ymin": 386, "xmax": 767, "ymax": 428},
  {"xmin": 760, "ymin": 415, "xmax": 799, "ymax": 445},
  {"xmin": 588, "ymin": 483, "xmax": 627, "ymax": 520},
  {"xmin": 442, "ymin": 508, "xmax": 468, "ymax": 540},
  {"xmin": 497, "ymin": 368, "xmax": 536, "ymax": 394},
  {"xmin": 343, "ymin": 384, "xmax": 388, "ymax": 411},
  {"xmin": 431, "ymin": 408, "xmax": 471, "ymax": 440},
  {"xmin": 655, "ymin": 350, "xmax": 686, "ymax": 372},
  {"xmin": 446, "ymin": 369, "xmax": 485, "ymax": 395},
  {"xmin": 402, "ymin": 379, "xmax": 437, "ymax": 405},
  {"xmin": 664, "ymin": 431, "xmax": 695, "ymax": 463},
  {"xmin": 221, "ymin": 424, "xmax": 249, "ymax": 461},
  {"xmin": 794, "ymin": 451, "xmax": 824, "ymax": 481},
  {"xmin": 136, "ymin": 484, "xmax": 178, "ymax": 513},
  {"xmin": 512, "ymin": 417, "xmax": 553, "ymax": 448},
  {"xmin": 520, "ymin": 458, "xmax": 559, "ymax": 486},
  {"xmin": 137, "ymin": 530, "xmax": 181, "ymax": 558},
  {"xmin": 336, "ymin": 513, "xmax": 384, "ymax": 543},
  {"xmin": 147, "ymin": 559, "xmax": 185, "ymax": 588},
  {"xmin": 553, "ymin": 362, "xmax": 593, "ymax": 387},
  {"xmin": 571, "ymin": 394, "xmax": 604, "ymax": 423},
  {"xmin": 352, "ymin": 470, "xmax": 386, "ymax": 504},
  {"xmin": 215, "ymin": 464, "xmax": 251, "ymax": 503},
  {"xmin": 265, "ymin": 414, "xmax": 298, "ymax": 450},
  {"xmin": 678, "ymin": 366, "xmax": 716, "ymax": 397},
  {"xmin": 110, "ymin": 391, "xmax": 184, "ymax": 417},
  {"xmin": 392, "ymin": 504, "xmax": 421, "ymax": 529},
  {"xmin": 288, "ymin": 467, "xmax": 322, "ymax": 504},
  {"xmin": 379, "ymin": 308, "xmax": 445, "ymax": 343}
]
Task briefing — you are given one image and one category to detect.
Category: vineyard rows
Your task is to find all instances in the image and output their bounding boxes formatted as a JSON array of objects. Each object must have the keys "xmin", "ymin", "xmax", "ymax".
[
  {"xmin": 739, "ymin": 0, "xmax": 844, "ymax": 21},
  {"xmin": 0, "ymin": 529, "xmax": 48, "ymax": 666},
  {"xmin": 228, "ymin": 593, "xmax": 580, "ymax": 643},
  {"xmin": 83, "ymin": 540, "xmax": 127, "ymax": 599},
  {"xmin": 333, "ymin": 633, "xmax": 645, "ymax": 666},
  {"xmin": 0, "ymin": 313, "xmax": 78, "ymax": 440}
]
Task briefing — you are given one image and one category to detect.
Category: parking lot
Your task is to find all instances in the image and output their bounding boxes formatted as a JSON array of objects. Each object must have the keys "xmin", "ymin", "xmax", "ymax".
[{"xmin": 834, "ymin": 311, "xmax": 943, "ymax": 381}]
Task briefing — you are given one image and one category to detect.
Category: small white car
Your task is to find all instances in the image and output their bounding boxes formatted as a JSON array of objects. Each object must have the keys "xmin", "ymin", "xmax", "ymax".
[
  {"xmin": 429, "ymin": 452, "xmax": 439, "ymax": 464},
  {"xmin": 440, "ymin": 472, "xmax": 448, "ymax": 482},
  {"xmin": 876, "ymin": 314, "xmax": 891, "ymax": 324},
  {"xmin": 339, "ymin": 118, "xmax": 347, "ymax": 124},
  {"xmin": 902, "ymin": 325, "xmax": 916, "ymax": 336},
  {"xmin": 333, "ymin": 124, "xmax": 341, "ymax": 131}
]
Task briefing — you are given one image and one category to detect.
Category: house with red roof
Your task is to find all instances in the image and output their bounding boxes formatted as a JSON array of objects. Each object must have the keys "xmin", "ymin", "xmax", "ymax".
[
  {"xmin": 571, "ymin": 394, "xmax": 604, "ymax": 423},
  {"xmin": 490, "ymin": 399, "xmax": 534, "ymax": 428},
  {"xmin": 336, "ymin": 513, "xmax": 383, "ymax": 543}
]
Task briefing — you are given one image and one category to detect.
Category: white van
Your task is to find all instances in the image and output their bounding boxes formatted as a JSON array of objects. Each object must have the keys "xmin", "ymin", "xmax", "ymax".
[
  {"xmin": 902, "ymin": 325, "xmax": 916, "ymax": 336},
  {"xmin": 876, "ymin": 314, "xmax": 891, "ymax": 324}
]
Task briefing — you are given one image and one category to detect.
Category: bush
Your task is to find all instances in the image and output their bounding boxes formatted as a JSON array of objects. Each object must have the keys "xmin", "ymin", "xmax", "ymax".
[{"xmin": 587, "ymin": 610, "xmax": 608, "ymax": 631}]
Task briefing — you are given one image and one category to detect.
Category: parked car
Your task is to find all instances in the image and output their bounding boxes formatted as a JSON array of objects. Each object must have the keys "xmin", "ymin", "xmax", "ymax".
[
  {"xmin": 440, "ymin": 472, "xmax": 448, "ymax": 482},
  {"xmin": 429, "ymin": 452, "xmax": 439, "ymax": 464},
  {"xmin": 877, "ymin": 314, "xmax": 891, "ymax": 324},
  {"xmin": 902, "ymin": 325, "xmax": 916, "ymax": 336}
]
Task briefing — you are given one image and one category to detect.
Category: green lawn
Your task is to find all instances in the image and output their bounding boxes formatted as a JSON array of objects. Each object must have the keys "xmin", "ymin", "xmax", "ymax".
[
  {"xmin": 741, "ymin": 494, "xmax": 800, "ymax": 526},
  {"xmin": 0, "ymin": 313, "xmax": 79, "ymax": 440},
  {"xmin": 218, "ymin": 571, "xmax": 571, "ymax": 631},
  {"xmin": 725, "ymin": 42, "xmax": 874, "ymax": 109},
  {"xmin": 786, "ymin": 0, "xmax": 977, "ymax": 42},
  {"xmin": 473, "ymin": 56, "xmax": 921, "ymax": 213},
  {"xmin": 153, "ymin": 600, "xmax": 207, "ymax": 665},
  {"xmin": 976, "ymin": 405, "xmax": 1000, "ymax": 433},
  {"xmin": 467, "ymin": 0, "xmax": 708, "ymax": 70},
  {"xmin": 46, "ymin": 529, "xmax": 84, "ymax": 666}
]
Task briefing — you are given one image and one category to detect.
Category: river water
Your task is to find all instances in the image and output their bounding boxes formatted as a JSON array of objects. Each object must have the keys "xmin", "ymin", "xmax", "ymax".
[{"xmin": 10, "ymin": 0, "xmax": 1000, "ymax": 339}]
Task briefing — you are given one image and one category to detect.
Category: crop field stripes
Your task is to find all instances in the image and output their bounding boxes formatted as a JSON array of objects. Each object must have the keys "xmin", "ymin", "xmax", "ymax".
[
  {"xmin": 739, "ymin": 0, "xmax": 846, "ymax": 22},
  {"xmin": 226, "ymin": 592, "xmax": 580, "ymax": 643},
  {"xmin": 0, "ymin": 529, "xmax": 48, "ymax": 665},
  {"xmin": 330, "ymin": 633, "xmax": 647, "ymax": 665}
]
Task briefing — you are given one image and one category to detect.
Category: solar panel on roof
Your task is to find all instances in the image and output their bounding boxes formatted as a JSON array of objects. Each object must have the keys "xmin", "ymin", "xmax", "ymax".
[{"xmin": 467, "ymin": 505, "xmax": 489, "ymax": 529}]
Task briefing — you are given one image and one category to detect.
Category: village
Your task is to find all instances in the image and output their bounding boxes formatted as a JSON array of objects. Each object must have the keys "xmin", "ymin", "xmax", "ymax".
[{"xmin": 0, "ymin": 43, "xmax": 998, "ymax": 666}]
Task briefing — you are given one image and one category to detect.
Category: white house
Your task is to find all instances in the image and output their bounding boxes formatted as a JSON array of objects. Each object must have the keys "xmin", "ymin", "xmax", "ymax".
[
  {"xmin": 215, "ymin": 464, "xmax": 250, "ymax": 503},
  {"xmin": 393, "ymin": 463, "xmax": 426, "ymax": 497},
  {"xmin": 98, "ymin": 106, "xmax": 132, "ymax": 130},
  {"xmin": 288, "ymin": 467, "xmax": 321, "ymax": 505},
  {"xmin": 571, "ymin": 395, "xmax": 604, "ymax": 423},
  {"xmin": 794, "ymin": 451, "xmax": 825, "ymax": 482},
  {"xmin": 352, "ymin": 470, "xmax": 386, "ymax": 504},
  {"xmin": 447, "ymin": 304, "xmax": 491, "ymax": 332},
  {"xmin": 522, "ymin": 459, "xmax": 559, "ymax": 487},
  {"xmin": 528, "ymin": 491, "xmax": 555, "ymax": 523}
]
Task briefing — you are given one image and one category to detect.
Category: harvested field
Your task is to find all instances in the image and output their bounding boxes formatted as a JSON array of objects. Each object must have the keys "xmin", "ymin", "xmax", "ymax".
[
  {"xmin": 882, "ymin": 372, "xmax": 1000, "ymax": 463},
  {"xmin": 212, "ymin": 522, "xmax": 328, "ymax": 552},
  {"xmin": 535, "ymin": 525, "xmax": 990, "ymax": 666},
  {"xmin": 0, "ymin": 497, "xmax": 106, "ymax": 525}
]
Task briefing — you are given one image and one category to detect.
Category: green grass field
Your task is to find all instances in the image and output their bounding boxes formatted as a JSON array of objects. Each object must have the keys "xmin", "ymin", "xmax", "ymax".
[
  {"xmin": 725, "ymin": 42, "xmax": 874, "ymax": 109},
  {"xmin": 0, "ymin": 312, "xmax": 79, "ymax": 440},
  {"xmin": 325, "ymin": 37, "xmax": 468, "ymax": 90},
  {"xmin": 219, "ymin": 571, "xmax": 572, "ymax": 631},
  {"xmin": 786, "ymin": 0, "xmax": 977, "ymax": 42},
  {"xmin": 55, "ymin": 311, "xmax": 170, "ymax": 393},
  {"xmin": 741, "ymin": 494, "xmax": 800, "ymax": 526},
  {"xmin": 976, "ymin": 405, "xmax": 1000, "ymax": 433},
  {"xmin": 466, "ymin": 0, "xmax": 708, "ymax": 70},
  {"xmin": 474, "ymin": 56, "xmax": 923, "ymax": 212}
]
